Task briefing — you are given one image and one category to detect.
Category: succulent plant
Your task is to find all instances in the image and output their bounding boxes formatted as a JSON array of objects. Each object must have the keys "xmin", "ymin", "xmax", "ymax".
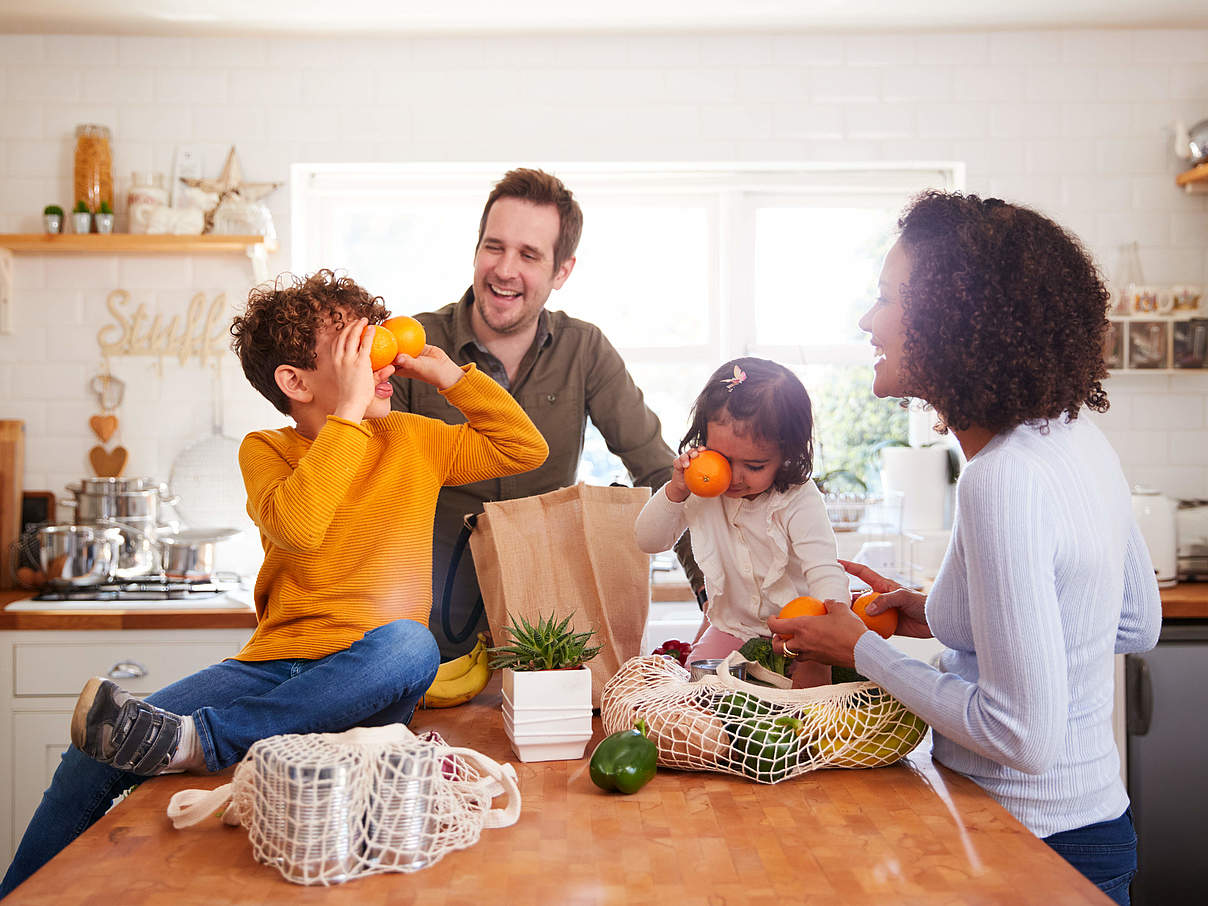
[
  {"xmin": 43, "ymin": 204, "xmax": 64, "ymax": 216},
  {"xmin": 98, "ymin": 200, "xmax": 113, "ymax": 214},
  {"xmin": 73, "ymin": 200, "xmax": 90, "ymax": 213},
  {"xmin": 487, "ymin": 612, "xmax": 601, "ymax": 671}
]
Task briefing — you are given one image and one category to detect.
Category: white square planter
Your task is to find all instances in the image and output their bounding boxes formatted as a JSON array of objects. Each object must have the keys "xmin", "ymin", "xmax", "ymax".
[{"xmin": 501, "ymin": 667, "xmax": 593, "ymax": 762}]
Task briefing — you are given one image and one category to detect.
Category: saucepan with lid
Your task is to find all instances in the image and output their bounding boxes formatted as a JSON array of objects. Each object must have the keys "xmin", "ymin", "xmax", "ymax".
[{"xmin": 63, "ymin": 476, "xmax": 179, "ymax": 522}]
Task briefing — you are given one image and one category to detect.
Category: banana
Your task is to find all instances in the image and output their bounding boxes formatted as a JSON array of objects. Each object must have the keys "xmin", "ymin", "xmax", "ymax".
[{"xmin": 420, "ymin": 633, "xmax": 492, "ymax": 709}]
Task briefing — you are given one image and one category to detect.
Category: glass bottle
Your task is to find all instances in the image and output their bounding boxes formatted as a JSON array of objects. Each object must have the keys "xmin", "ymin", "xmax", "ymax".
[
  {"xmin": 127, "ymin": 171, "xmax": 168, "ymax": 234},
  {"xmin": 73, "ymin": 124, "xmax": 113, "ymax": 214}
]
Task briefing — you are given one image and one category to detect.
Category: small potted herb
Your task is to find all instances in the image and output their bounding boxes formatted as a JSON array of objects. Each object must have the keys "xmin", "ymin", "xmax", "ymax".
[
  {"xmin": 71, "ymin": 200, "xmax": 92, "ymax": 234},
  {"xmin": 94, "ymin": 200, "xmax": 115, "ymax": 234},
  {"xmin": 42, "ymin": 205, "xmax": 64, "ymax": 234},
  {"xmin": 488, "ymin": 611, "xmax": 600, "ymax": 762}
]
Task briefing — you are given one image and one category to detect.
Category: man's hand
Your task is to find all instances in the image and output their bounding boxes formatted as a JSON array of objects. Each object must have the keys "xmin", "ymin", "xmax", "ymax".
[
  {"xmin": 393, "ymin": 344, "xmax": 465, "ymax": 391},
  {"xmin": 332, "ymin": 317, "xmax": 390, "ymax": 423},
  {"xmin": 839, "ymin": 559, "xmax": 932, "ymax": 639}
]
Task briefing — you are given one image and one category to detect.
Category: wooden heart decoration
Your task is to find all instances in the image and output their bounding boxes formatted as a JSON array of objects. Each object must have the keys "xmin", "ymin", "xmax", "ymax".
[
  {"xmin": 89, "ymin": 445, "xmax": 128, "ymax": 477},
  {"xmin": 89, "ymin": 414, "xmax": 118, "ymax": 443}
]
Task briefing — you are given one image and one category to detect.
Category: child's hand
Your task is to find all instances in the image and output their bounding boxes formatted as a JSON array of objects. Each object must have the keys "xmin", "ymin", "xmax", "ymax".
[
  {"xmin": 331, "ymin": 317, "xmax": 385, "ymax": 423},
  {"xmin": 393, "ymin": 343, "xmax": 465, "ymax": 391},
  {"xmin": 665, "ymin": 447, "xmax": 704, "ymax": 503}
]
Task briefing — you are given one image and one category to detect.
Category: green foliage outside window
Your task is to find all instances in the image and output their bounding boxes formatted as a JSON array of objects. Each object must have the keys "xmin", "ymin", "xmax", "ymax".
[{"xmin": 811, "ymin": 364, "xmax": 909, "ymax": 493}]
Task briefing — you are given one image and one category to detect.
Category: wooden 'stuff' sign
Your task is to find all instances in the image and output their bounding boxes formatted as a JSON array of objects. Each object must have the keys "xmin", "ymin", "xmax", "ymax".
[{"xmin": 96, "ymin": 290, "xmax": 228, "ymax": 365}]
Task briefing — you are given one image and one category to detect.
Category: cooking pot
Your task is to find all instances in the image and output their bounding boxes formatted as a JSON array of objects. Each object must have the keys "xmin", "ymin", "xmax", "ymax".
[
  {"xmin": 63, "ymin": 477, "xmax": 178, "ymax": 522},
  {"xmin": 1131, "ymin": 486, "xmax": 1178, "ymax": 588},
  {"xmin": 159, "ymin": 528, "xmax": 241, "ymax": 581},
  {"xmin": 37, "ymin": 524, "xmax": 123, "ymax": 585}
]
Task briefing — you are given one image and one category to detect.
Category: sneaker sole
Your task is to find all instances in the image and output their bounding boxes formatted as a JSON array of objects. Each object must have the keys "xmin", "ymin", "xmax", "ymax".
[{"xmin": 70, "ymin": 676, "xmax": 107, "ymax": 752}]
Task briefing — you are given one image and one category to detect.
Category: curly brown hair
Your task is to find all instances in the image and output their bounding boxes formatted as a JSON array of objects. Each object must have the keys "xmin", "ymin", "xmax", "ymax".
[
  {"xmin": 230, "ymin": 269, "xmax": 388, "ymax": 415},
  {"xmin": 478, "ymin": 168, "xmax": 583, "ymax": 271},
  {"xmin": 895, "ymin": 191, "xmax": 1110, "ymax": 434},
  {"xmin": 679, "ymin": 357, "xmax": 814, "ymax": 493}
]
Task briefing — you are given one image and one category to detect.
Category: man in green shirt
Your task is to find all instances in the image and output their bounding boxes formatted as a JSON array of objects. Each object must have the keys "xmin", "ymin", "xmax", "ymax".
[{"xmin": 390, "ymin": 168, "xmax": 702, "ymax": 658}]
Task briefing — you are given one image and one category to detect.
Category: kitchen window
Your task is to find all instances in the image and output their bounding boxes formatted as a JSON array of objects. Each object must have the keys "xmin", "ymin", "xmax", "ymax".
[{"xmin": 292, "ymin": 162, "xmax": 962, "ymax": 488}]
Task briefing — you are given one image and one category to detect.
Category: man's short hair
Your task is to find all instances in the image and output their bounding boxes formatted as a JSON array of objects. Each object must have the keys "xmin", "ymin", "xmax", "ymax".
[
  {"xmin": 477, "ymin": 168, "xmax": 583, "ymax": 271},
  {"xmin": 230, "ymin": 269, "xmax": 387, "ymax": 415}
]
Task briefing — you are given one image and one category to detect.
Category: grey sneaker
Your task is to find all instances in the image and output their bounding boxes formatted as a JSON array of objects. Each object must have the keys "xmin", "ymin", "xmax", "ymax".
[{"xmin": 70, "ymin": 678, "xmax": 182, "ymax": 776}]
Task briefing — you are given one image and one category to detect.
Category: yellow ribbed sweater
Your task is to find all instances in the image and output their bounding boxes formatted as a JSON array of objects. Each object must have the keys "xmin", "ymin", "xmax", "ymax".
[{"xmin": 235, "ymin": 365, "xmax": 547, "ymax": 661}]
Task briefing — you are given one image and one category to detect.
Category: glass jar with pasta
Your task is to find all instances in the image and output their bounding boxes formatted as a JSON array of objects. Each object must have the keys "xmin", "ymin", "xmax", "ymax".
[{"xmin": 73, "ymin": 124, "xmax": 113, "ymax": 215}]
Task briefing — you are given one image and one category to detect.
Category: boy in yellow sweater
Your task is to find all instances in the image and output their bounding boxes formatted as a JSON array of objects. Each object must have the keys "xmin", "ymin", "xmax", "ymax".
[{"xmin": 0, "ymin": 270, "xmax": 547, "ymax": 896}]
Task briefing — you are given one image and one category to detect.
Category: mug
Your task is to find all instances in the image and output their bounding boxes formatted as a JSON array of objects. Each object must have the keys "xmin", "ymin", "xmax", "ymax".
[{"xmin": 1170, "ymin": 285, "xmax": 1202, "ymax": 313}]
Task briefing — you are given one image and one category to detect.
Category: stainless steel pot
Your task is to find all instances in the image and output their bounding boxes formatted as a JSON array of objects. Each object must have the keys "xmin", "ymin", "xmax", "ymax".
[
  {"xmin": 63, "ymin": 477, "xmax": 178, "ymax": 522},
  {"xmin": 37, "ymin": 524, "xmax": 123, "ymax": 585},
  {"xmin": 159, "ymin": 528, "xmax": 241, "ymax": 581}
]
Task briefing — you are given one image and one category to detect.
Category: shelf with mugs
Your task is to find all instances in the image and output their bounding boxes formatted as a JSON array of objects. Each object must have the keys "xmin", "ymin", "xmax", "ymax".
[
  {"xmin": 0, "ymin": 233, "xmax": 277, "ymax": 334},
  {"xmin": 1104, "ymin": 314, "xmax": 1208, "ymax": 375}
]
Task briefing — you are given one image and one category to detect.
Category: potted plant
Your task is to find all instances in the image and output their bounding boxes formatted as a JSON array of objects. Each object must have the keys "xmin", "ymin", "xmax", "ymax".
[
  {"xmin": 71, "ymin": 200, "xmax": 92, "ymax": 234},
  {"xmin": 94, "ymin": 200, "xmax": 115, "ymax": 234},
  {"xmin": 487, "ymin": 612, "xmax": 600, "ymax": 762},
  {"xmin": 43, "ymin": 205, "xmax": 64, "ymax": 234}
]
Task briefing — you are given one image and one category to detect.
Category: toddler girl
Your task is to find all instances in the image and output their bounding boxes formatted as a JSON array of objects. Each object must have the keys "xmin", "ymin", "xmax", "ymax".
[{"xmin": 635, "ymin": 357, "xmax": 849, "ymax": 688}]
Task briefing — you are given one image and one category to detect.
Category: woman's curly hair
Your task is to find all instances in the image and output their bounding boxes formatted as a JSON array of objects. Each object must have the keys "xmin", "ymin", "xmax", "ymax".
[
  {"xmin": 895, "ymin": 191, "xmax": 1110, "ymax": 434},
  {"xmin": 230, "ymin": 269, "xmax": 388, "ymax": 415}
]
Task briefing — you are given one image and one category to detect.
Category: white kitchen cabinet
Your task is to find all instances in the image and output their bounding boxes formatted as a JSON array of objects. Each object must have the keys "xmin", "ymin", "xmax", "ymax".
[{"xmin": 0, "ymin": 627, "xmax": 250, "ymax": 861}]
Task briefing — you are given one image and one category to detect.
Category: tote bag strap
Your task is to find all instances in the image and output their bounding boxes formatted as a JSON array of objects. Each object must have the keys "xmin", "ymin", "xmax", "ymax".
[{"xmin": 440, "ymin": 513, "xmax": 485, "ymax": 646}]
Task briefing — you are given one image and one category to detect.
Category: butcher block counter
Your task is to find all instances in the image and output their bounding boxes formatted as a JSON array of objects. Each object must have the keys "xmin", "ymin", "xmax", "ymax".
[{"xmin": 3, "ymin": 678, "xmax": 1109, "ymax": 906}]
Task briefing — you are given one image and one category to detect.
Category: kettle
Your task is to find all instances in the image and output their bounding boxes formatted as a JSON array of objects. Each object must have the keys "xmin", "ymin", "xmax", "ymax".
[{"xmin": 1131, "ymin": 486, "xmax": 1178, "ymax": 587}]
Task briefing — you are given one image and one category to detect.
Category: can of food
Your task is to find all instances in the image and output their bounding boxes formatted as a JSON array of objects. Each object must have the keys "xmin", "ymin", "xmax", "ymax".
[
  {"xmin": 362, "ymin": 748, "xmax": 438, "ymax": 871},
  {"xmin": 689, "ymin": 658, "xmax": 747, "ymax": 682}
]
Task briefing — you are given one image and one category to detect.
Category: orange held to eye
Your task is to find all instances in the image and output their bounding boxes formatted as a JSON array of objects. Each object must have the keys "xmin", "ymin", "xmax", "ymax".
[
  {"xmin": 683, "ymin": 449, "xmax": 731, "ymax": 497},
  {"xmin": 852, "ymin": 591, "xmax": 897, "ymax": 639},
  {"xmin": 383, "ymin": 315, "xmax": 427, "ymax": 358},
  {"xmin": 362, "ymin": 325, "xmax": 399, "ymax": 371}
]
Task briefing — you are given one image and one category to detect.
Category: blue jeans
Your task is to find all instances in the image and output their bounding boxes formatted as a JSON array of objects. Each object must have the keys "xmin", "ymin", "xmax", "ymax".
[
  {"xmin": 0, "ymin": 619, "xmax": 439, "ymax": 899},
  {"xmin": 1043, "ymin": 808, "xmax": 1137, "ymax": 905}
]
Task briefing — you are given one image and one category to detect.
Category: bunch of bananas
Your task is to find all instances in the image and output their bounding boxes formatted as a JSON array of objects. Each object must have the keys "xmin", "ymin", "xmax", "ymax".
[{"xmin": 419, "ymin": 632, "xmax": 492, "ymax": 709}]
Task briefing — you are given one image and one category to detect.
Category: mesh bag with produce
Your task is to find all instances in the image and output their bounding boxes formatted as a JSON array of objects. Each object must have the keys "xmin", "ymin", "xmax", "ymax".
[
  {"xmin": 600, "ymin": 651, "xmax": 928, "ymax": 784},
  {"xmin": 165, "ymin": 724, "xmax": 520, "ymax": 886}
]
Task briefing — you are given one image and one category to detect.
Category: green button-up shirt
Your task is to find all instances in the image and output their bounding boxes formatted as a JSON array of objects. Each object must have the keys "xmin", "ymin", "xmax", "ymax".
[{"xmin": 390, "ymin": 288, "xmax": 702, "ymax": 593}]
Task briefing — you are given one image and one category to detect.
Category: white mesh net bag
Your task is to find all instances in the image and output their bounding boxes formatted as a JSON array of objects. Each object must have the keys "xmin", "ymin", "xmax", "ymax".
[
  {"xmin": 600, "ymin": 651, "xmax": 928, "ymax": 784},
  {"xmin": 166, "ymin": 723, "xmax": 520, "ymax": 885}
]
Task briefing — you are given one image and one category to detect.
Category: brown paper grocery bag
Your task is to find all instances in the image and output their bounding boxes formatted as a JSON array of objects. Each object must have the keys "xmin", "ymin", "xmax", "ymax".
[{"xmin": 469, "ymin": 483, "xmax": 651, "ymax": 706}]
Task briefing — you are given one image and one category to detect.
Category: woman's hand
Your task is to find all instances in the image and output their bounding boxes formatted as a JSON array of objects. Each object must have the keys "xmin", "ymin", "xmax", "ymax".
[
  {"xmin": 664, "ymin": 447, "xmax": 703, "ymax": 504},
  {"xmin": 839, "ymin": 558, "xmax": 933, "ymax": 639},
  {"xmin": 392, "ymin": 344, "xmax": 465, "ymax": 391},
  {"xmin": 767, "ymin": 598, "xmax": 866, "ymax": 669}
]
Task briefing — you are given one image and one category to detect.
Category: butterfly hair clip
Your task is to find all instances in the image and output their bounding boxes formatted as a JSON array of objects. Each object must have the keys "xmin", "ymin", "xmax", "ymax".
[{"xmin": 721, "ymin": 365, "xmax": 746, "ymax": 392}]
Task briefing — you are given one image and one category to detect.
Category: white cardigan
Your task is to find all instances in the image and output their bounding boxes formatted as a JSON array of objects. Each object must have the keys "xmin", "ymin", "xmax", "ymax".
[{"xmin": 634, "ymin": 480, "xmax": 849, "ymax": 639}]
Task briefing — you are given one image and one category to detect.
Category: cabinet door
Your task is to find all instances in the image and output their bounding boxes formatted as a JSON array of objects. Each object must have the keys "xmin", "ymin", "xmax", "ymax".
[{"xmin": 9, "ymin": 711, "xmax": 74, "ymax": 862}]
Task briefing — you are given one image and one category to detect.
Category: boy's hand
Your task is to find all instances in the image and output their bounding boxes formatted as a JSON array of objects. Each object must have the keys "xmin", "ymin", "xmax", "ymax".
[
  {"xmin": 332, "ymin": 317, "xmax": 390, "ymax": 423},
  {"xmin": 393, "ymin": 344, "xmax": 465, "ymax": 391},
  {"xmin": 665, "ymin": 447, "xmax": 703, "ymax": 503}
]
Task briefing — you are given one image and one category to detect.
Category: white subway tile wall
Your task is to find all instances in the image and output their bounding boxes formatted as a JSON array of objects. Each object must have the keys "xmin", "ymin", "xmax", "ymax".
[{"xmin": 0, "ymin": 27, "xmax": 1206, "ymax": 529}]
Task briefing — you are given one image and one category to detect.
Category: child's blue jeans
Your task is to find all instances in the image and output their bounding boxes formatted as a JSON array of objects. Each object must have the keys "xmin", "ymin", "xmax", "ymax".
[
  {"xmin": 1042, "ymin": 807, "xmax": 1137, "ymax": 905},
  {"xmin": 0, "ymin": 618, "xmax": 439, "ymax": 899}
]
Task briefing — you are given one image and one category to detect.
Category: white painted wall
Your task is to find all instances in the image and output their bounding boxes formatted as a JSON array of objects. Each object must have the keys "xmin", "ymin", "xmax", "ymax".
[{"xmin": 1, "ymin": 29, "xmax": 1207, "ymax": 553}]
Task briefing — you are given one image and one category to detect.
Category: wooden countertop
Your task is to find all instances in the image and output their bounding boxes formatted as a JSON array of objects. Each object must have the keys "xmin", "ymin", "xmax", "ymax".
[{"xmin": 4, "ymin": 678, "xmax": 1107, "ymax": 905}]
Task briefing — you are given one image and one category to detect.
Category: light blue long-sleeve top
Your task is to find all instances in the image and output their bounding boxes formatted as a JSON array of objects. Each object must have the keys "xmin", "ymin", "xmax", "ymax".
[{"xmin": 855, "ymin": 415, "xmax": 1162, "ymax": 838}]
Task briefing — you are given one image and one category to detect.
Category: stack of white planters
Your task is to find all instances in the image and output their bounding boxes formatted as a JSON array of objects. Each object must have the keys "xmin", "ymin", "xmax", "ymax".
[{"xmin": 501, "ymin": 666, "xmax": 594, "ymax": 762}]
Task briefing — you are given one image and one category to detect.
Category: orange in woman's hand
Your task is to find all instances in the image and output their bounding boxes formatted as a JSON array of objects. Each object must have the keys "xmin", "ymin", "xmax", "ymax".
[
  {"xmin": 778, "ymin": 596, "xmax": 827, "ymax": 619},
  {"xmin": 362, "ymin": 325, "xmax": 399, "ymax": 370},
  {"xmin": 683, "ymin": 449, "xmax": 731, "ymax": 497},
  {"xmin": 383, "ymin": 315, "xmax": 426, "ymax": 358},
  {"xmin": 852, "ymin": 591, "xmax": 897, "ymax": 639}
]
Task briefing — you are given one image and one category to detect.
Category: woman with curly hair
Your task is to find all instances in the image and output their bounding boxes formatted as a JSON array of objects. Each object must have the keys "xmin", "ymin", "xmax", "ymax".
[{"xmin": 768, "ymin": 192, "xmax": 1161, "ymax": 904}]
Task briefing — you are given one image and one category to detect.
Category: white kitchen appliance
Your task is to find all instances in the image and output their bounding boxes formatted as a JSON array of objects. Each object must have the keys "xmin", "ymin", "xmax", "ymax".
[{"xmin": 1131, "ymin": 487, "xmax": 1178, "ymax": 588}]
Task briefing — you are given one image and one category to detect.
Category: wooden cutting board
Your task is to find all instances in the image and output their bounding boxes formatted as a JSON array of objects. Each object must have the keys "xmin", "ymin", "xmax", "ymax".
[{"xmin": 0, "ymin": 420, "xmax": 24, "ymax": 589}]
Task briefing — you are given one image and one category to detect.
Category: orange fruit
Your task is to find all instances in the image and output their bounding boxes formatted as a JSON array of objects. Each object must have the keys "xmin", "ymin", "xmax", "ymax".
[
  {"xmin": 778, "ymin": 596, "xmax": 827, "ymax": 619},
  {"xmin": 852, "ymin": 591, "xmax": 897, "ymax": 639},
  {"xmin": 362, "ymin": 325, "xmax": 398, "ymax": 371},
  {"xmin": 683, "ymin": 449, "xmax": 731, "ymax": 497},
  {"xmin": 383, "ymin": 315, "xmax": 426, "ymax": 358}
]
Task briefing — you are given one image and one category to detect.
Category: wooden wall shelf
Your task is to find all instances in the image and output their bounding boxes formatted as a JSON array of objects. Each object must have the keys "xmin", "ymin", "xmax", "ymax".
[
  {"xmin": 1175, "ymin": 161, "xmax": 1208, "ymax": 193},
  {"xmin": 0, "ymin": 233, "xmax": 276, "ymax": 254}
]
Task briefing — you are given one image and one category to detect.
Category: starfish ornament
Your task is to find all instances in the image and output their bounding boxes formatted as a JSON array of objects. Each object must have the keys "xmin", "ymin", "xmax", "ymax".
[{"xmin": 180, "ymin": 146, "xmax": 282, "ymax": 233}]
